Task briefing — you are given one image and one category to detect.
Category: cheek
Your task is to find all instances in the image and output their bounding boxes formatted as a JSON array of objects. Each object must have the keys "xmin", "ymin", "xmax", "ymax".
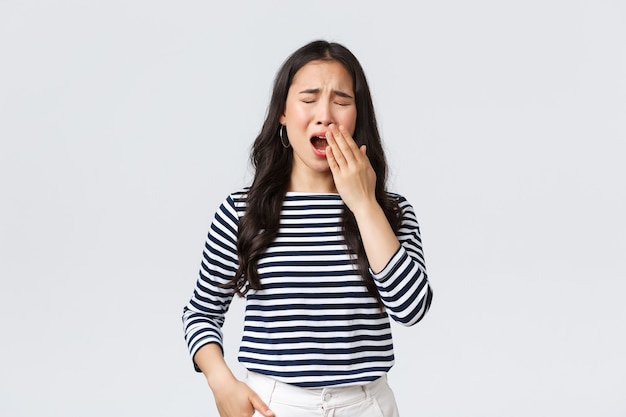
[
  {"xmin": 341, "ymin": 110, "xmax": 357, "ymax": 134},
  {"xmin": 283, "ymin": 98, "xmax": 306, "ymax": 121},
  {"xmin": 287, "ymin": 104, "xmax": 311, "ymax": 125}
]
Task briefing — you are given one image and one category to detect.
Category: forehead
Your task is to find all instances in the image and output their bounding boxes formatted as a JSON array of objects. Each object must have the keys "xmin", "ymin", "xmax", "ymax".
[{"xmin": 290, "ymin": 60, "xmax": 354, "ymax": 91}]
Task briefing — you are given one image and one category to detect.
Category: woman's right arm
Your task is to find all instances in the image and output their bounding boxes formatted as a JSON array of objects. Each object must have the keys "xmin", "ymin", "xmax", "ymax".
[{"xmin": 182, "ymin": 194, "xmax": 273, "ymax": 417}]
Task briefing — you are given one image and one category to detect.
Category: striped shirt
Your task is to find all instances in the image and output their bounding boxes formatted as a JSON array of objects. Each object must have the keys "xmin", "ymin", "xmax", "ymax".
[{"xmin": 182, "ymin": 190, "xmax": 432, "ymax": 388}]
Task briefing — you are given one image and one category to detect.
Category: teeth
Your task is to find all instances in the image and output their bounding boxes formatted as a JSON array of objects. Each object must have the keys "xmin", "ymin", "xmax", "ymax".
[{"xmin": 311, "ymin": 135, "xmax": 328, "ymax": 151}]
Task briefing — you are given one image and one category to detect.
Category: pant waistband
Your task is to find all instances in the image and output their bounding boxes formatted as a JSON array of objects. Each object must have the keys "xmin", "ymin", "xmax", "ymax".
[{"xmin": 246, "ymin": 372, "xmax": 387, "ymax": 408}]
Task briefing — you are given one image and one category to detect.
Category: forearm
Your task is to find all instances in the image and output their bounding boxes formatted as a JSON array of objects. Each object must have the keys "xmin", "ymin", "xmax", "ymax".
[
  {"xmin": 357, "ymin": 196, "xmax": 433, "ymax": 325},
  {"xmin": 352, "ymin": 200, "xmax": 400, "ymax": 273}
]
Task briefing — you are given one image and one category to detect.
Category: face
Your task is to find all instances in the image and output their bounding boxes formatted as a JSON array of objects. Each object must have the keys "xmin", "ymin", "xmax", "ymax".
[{"xmin": 280, "ymin": 60, "xmax": 357, "ymax": 188}]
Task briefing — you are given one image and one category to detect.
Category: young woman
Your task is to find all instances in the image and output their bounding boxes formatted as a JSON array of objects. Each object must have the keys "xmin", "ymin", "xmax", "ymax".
[{"xmin": 182, "ymin": 40, "xmax": 433, "ymax": 417}]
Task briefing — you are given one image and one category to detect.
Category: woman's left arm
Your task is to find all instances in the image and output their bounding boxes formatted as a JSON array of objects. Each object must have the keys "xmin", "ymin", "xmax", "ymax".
[
  {"xmin": 348, "ymin": 190, "xmax": 432, "ymax": 326},
  {"xmin": 368, "ymin": 197, "xmax": 432, "ymax": 326},
  {"xmin": 326, "ymin": 124, "xmax": 433, "ymax": 326}
]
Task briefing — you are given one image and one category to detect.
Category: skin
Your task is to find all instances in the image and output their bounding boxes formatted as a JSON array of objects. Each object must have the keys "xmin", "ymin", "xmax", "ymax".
[{"xmin": 195, "ymin": 60, "xmax": 401, "ymax": 417}]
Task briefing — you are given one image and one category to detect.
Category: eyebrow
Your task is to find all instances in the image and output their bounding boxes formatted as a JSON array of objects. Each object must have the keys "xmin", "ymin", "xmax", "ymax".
[{"xmin": 298, "ymin": 88, "xmax": 354, "ymax": 99}]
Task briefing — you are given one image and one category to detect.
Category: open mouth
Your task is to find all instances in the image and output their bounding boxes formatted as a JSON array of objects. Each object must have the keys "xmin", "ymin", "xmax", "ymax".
[{"xmin": 310, "ymin": 135, "xmax": 328, "ymax": 151}]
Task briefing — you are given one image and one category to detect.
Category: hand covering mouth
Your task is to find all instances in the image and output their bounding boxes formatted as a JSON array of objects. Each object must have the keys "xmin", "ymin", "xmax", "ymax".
[{"xmin": 310, "ymin": 135, "xmax": 328, "ymax": 151}]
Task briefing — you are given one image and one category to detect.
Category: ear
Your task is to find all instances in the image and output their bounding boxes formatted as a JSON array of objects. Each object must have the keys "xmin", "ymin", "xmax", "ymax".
[{"xmin": 279, "ymin": 114, "xmax": 286, "ymax": 125}]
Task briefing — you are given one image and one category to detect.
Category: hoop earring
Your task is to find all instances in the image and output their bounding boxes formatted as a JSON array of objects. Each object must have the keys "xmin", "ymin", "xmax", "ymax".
[{"xmin": 279, "ymin": 125, "xmax": 290, "ymax": 148}]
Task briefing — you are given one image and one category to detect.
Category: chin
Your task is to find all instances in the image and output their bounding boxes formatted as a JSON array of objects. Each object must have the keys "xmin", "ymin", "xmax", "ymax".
[{"xmin": 309, "ymin": 162, "xmax": 331, "ymax": 173}]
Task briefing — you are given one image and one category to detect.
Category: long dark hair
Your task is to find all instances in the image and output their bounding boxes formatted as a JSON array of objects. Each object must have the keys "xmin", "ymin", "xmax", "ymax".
[{"xmin": 230, "ymin": 40, "xmax": 401, "ymax": 305}]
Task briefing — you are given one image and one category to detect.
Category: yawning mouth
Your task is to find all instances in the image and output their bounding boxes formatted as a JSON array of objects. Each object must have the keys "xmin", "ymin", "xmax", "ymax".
[{"xmin": 310, "ymin": 135, "xmax": 328, "ymax": 151}]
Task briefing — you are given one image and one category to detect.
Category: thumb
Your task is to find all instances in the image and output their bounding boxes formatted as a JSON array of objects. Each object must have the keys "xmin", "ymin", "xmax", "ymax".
[{"xmin": 249, "ymin": 392, "xmax": 274, "ymax": 417}]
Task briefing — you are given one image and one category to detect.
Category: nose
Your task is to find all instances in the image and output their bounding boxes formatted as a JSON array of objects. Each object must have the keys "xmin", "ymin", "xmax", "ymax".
[{"xmin": 315, "ymin": 101, "xmax": 333, "ymax": 126}]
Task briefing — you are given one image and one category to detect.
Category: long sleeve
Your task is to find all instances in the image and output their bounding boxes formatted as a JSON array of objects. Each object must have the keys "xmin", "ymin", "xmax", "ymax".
[
  {"xmin": 371, "ymin": 194, "xmax": 433, "ymax": 326},
  {"xmin": 182, "ymin": 195, "xmax": 240, "ymax": 370}
]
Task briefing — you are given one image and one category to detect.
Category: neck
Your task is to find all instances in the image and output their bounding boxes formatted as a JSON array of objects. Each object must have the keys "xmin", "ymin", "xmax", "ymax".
[{"xmin": 288, "ymin": 172, "xmax": 337, "ymax": 193}]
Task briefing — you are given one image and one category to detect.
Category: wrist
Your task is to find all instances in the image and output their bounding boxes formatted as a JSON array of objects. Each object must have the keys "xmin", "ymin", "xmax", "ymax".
[
  {"xmin": 350, "ymin": 199, "xmax": 383, "ymax": 221},
  {"xmin": 204, "ymin": 364, "xmax": 236, "ymax": 390}
]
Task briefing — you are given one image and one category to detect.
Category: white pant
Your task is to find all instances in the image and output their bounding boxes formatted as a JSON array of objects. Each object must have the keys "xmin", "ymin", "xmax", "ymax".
[{"xmin": 247, "ymin": 372, "xmax": 400, "ymax": 417}]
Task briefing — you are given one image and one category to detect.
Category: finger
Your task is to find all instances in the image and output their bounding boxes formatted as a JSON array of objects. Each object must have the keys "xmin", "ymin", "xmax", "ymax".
[
  {"xmin": 330, "ymin": 124, "xmax": 359, "ymax": 164},
  {"xmin": 332, "ymin": 124, "xmax": 358, "ymax": 148},
  {"xmin": 249, "ymin": 393, "xmax": 274, "ymax": 417},
  {"xmin": 325, "ymin": 145, "xmax": 340, "ymax": 175},
  {"xmin": 334, "ymin": 125, "xmax": 359, "ymax": 151},
  {"xmin": 325, "ymin": 129, "xmax": 347, "ymax": 168},
  {"xmin": 326, "ymin": 144, "xmax": 337, "ymax": 167}
]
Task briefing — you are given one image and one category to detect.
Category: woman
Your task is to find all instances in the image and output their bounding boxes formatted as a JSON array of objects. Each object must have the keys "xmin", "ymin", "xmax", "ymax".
[{"xmin": 182, "ymin": 40, "xmax": 433, "ymax": 417}]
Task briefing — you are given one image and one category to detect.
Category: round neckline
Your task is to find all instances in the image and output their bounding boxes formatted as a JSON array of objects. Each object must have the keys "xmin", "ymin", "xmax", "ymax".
[{"xmin": 285, "ymin": 191, "xmax": 340, "ymax": 196}]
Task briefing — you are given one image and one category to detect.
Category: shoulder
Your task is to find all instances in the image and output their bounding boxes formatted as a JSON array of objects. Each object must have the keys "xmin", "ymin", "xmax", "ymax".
[
  {"xmin": 213, "ymin": 187, "xmax": 249, "ymax": 219},
  {"xmin": 385, "ymin": 191, "xmax": 412, "ymax": 209},
  {"xmin": 385, "ymin": 191, "xmax": 420, "ymax": 222},
  {"xmin": 228, "ymin": 187, "xmax": 250, "ymax": 206}
]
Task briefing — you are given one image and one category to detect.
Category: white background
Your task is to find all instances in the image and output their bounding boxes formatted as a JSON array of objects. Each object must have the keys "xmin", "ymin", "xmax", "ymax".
[{"xmin": 1, "ymin": 1, "xmax": 625, "ymax": 416}]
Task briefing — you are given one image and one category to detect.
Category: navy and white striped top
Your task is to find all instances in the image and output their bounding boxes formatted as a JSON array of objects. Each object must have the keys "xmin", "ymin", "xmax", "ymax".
[{"xmin": 182, "ymin": 190, "xmax": 432, "ymax": 388}]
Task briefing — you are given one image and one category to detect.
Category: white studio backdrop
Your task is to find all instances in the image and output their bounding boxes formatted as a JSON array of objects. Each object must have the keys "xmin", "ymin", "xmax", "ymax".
[{"xmin": 1, "ymin": 1, "xmax": 624, "ymax": 416}]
